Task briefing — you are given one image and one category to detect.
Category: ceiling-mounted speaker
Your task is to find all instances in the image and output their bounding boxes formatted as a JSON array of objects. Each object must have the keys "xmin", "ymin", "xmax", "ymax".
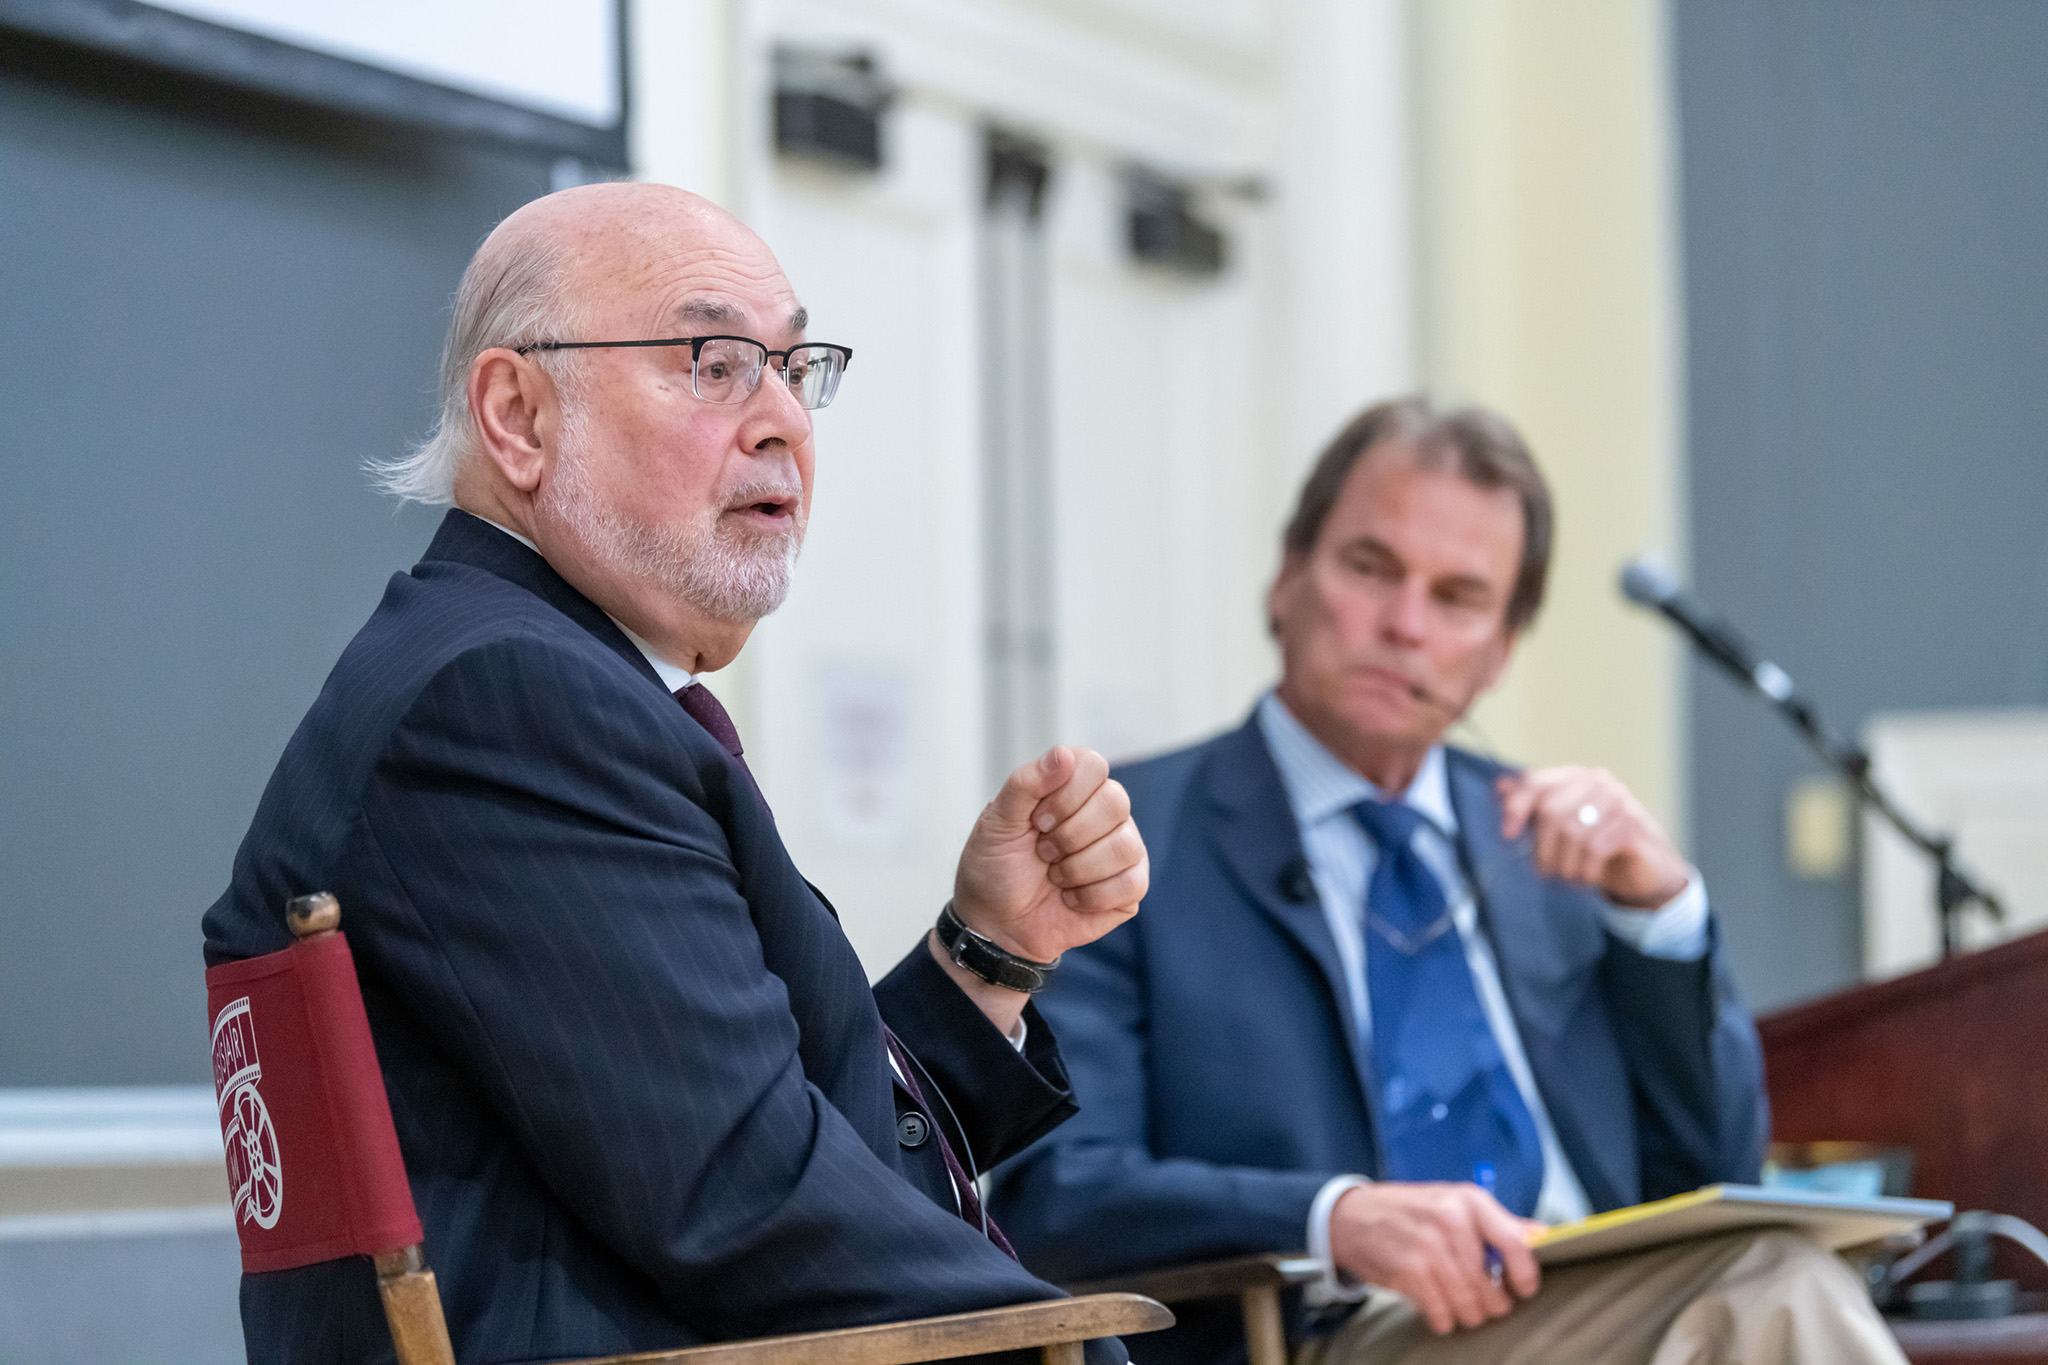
[{"xmin": 775, "ymin": 47, "xmax": 892, "ymax": 172}]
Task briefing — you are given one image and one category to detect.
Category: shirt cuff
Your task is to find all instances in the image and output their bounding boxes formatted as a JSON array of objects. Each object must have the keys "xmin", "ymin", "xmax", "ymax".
[
  {"xmin": 1305, "ymin": 1174, "xmax": 1373, "ymax": 1305},
  {"xmin": 1601, "ymin": 872, "xmax": 1710, "ymax": 960}
]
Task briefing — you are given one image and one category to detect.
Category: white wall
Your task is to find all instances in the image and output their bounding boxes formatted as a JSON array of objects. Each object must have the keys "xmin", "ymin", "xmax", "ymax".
[
  {"xmin": 1861, "ymin": 709, "xmax": 2048, "ymax": 979},
  {"xmin": 632, "ymin": 0, "xmax": 1414, "ymax": 975}
]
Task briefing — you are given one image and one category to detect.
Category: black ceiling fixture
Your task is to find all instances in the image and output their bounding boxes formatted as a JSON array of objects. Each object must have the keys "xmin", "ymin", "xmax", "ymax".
[
  {"xmin": 986, "ymin": 129, "xmax": 1053, "ymax": 220},
  {"xmin": 1126, "ymin": 169, "xmax": 1226, "ymax": 277},
  {"xmin": 774, "ymin": 46, "xmax": 891, "ymax": 173}
]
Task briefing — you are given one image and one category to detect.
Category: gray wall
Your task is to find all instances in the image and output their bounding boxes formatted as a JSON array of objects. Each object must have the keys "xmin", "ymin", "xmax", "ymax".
[
  {"xmin": 0, "ymin": 58, "xmax": 554, "ymax": 1083},
  {"xmin": 0, "ymin": 1212, "xmax": 241, "ymax": 1364},
  {"xmin": 1674, "ymin": 0, "xmax": 2048, "ymax": 1009}
]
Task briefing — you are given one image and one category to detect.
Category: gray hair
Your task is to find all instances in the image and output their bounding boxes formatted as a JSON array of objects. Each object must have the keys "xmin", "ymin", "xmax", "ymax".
[
  {"xmin": 369, "ymin": 233, "xmax": 586, "ymax": 505},
  {"xmin": 1282, "ymin": 396, "xmax": 1555, "ymax": 632}
]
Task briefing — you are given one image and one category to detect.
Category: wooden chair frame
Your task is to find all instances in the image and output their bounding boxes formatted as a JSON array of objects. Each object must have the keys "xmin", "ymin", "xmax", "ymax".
[
  {"xmin": 1067, "ymin": 1252, "xmax": 1322, "ymax": 1365},
  {"xmin": 282, "ymin": 894, "xmax": 1171, "ymax": 1365}
]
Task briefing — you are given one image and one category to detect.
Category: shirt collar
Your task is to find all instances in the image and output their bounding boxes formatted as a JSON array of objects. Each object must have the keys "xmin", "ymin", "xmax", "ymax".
[
  {"xmin": 471, "ymin": 514, "xmax": 698, "ymax": 693},
  {"xmin": 615, "ymin": 622, "xmax": 698, "ymax": 694},
  {"xmin": 1255, "ymin": 691, "xmax": 1458, "ymax": 835}
]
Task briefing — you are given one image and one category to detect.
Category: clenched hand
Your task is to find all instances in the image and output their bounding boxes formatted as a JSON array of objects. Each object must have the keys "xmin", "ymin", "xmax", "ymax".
[{"xmin": 935, "ymin": 747, "xmax": 1148, "ymax": 1033}]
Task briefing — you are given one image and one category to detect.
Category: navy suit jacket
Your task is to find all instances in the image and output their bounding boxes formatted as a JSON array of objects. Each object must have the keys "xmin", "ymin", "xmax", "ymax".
[
  {"xmin": 203, "ymin": 510, "xmax": 1122, "ymax": 1365},
  {"xmin": 989, "ymin": 715, "xmax": 1767, "ymax": 1365}
]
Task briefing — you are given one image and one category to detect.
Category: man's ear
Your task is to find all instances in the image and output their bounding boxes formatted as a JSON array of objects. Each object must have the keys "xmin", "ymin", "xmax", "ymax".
[
  {"xmin": 1475, "ymin": 624, "xmax": 1521, "ymax": 694},
  {"xmin": 470, "ymin": 348, "xmax": 555, "ymax": 493},
  {"xmin": 1265, "ymin": 554, "xmax": 1305, "ymax": 639}
]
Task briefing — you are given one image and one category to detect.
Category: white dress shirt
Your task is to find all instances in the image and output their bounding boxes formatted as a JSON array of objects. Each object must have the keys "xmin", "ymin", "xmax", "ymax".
[{"xmin": 1254, "ymin": 693, "xmax": 1709, "ymax": 1298}]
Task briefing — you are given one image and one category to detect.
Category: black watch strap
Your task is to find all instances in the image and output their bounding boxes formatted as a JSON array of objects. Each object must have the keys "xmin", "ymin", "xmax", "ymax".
[{"xmin": 935, "ymin": 901, "xmax": 1059, "ymax": 994}]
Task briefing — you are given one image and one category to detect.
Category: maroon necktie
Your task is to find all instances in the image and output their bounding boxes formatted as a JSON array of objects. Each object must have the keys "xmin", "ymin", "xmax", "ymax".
[
  {"xmin": 674, "ymin": 682, "xmax": 767, "ymax": 810},
  {"xmin": 673, "ymin": 681, "xmax": 1015, "ymax": 1258},
  {"xmin": 675, "ymin": 682, "xmax": 746, "ymax": 762}
]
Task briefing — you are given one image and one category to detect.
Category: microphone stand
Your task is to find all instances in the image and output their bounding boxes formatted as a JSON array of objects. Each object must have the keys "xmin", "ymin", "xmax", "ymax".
[
  {"xmin": 1622, "ymin": 559, "xmax": 2004, "ymax": 958},
  {"xmin": 1759, "ymin": 684, "xmax": 2002, "ymax": 959}
]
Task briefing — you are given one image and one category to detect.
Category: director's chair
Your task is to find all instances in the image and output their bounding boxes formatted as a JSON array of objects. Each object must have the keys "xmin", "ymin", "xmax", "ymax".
[{"xmin": 204, "ymin": 893, "xmax": 1170, "ymax": 1365}]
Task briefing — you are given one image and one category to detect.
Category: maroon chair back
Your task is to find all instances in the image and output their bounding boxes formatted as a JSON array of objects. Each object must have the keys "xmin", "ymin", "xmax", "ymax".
[{"xmin": 206, "ymin": 892, "xmax": 423, "ymax": 1270}]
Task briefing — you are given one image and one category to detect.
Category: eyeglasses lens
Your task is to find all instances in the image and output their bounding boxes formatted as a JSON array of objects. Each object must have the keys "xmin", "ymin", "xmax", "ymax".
[
  {"xmin": 692, "ymin": 338, "xmax": 766, "ymax": 404},
  {"xmin": 785, "ymin": 346, "xmax": 845, "ymax": 410},
  {"xmin": 691, "ymin": 338, "xmax": 845, "ymax": 410}
]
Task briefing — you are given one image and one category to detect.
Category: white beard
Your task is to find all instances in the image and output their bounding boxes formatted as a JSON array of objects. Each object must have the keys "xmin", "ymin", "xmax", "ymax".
[{"xmin": 538, "ymin": 401, "xmax": 806, "ymax": 623}]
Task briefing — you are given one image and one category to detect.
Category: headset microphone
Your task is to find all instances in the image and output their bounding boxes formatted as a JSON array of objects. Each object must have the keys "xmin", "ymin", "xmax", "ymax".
[{"xmin": 1407, "ymin": 678, "xmax": 1465, "ymax": 717}]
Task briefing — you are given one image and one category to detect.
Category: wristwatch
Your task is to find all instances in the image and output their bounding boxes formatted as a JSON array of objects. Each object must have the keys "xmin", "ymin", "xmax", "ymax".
[{"xmin": 935, "ymin": 901, "xmax": 1060, "ymax": 994}]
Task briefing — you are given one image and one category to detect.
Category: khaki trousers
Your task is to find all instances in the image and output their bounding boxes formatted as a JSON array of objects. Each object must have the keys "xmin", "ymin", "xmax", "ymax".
[{"xmin": 1296, "ymin": 1231, "xmax": 1907, "ymax": 1365}]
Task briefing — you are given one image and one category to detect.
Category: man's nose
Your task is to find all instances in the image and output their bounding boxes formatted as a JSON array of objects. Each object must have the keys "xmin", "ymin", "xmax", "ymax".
[
  {"xmin": 739, "ymin": 365, "xmax": 813, "ymax": 452},
  {"xmin": 1379, "ymin": 579, "xmax": 1430, "ymax": 644}
]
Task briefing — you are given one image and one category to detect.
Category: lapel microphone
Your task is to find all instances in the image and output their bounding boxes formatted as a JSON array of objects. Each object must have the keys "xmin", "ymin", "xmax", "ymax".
[{"xmin": 1277, "ymin": 855, "xmax": 1316, "ymax": 904}]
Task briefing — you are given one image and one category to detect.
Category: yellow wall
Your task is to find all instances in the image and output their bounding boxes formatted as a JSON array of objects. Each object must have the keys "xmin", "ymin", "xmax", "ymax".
[{"xmin": 1409, "ymin": 0, "xmax": 1688, "ymax": 839}]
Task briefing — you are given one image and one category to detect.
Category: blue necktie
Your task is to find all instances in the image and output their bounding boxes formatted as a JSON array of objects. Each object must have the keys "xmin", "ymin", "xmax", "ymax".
[{"xmin": 1352, "ymin": 799, "xmax": 1544, "ymax": 1215}]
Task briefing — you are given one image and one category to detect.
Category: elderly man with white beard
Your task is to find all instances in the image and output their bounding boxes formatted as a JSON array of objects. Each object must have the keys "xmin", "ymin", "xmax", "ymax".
[{"xmin": 202, "ymin": 183, "xmax": 1149, "ymax": 1365}]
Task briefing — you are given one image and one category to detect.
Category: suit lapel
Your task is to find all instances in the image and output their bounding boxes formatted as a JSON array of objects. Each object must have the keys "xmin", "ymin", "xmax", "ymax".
[
  {"xmin": 1198, "ymin": 719, "xmax": 1378, "ymax": 1108},
  {"xmin": 1446, "ymin": 749, "xmax": 1625, "ymax": 1207},
  {"xmin": 1447, "ymin": 751, "xmax": 1588, "ymax": 1039}
]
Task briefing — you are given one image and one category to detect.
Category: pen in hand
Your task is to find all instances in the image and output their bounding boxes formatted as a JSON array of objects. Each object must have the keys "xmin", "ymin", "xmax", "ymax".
[{"xmin": 1474, "ymin": 1162, "xmax": 1505, "ymax": 1288}]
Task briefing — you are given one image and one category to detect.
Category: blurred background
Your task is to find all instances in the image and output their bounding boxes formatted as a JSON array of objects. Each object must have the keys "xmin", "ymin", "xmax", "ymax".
[{"xmin": 2, "ymin": 0, "xmax": 2046, "ymax": 1358}]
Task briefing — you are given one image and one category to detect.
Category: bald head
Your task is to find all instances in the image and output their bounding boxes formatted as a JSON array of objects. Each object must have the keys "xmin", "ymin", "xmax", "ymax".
[
  {"xmin": 372, "ymin": 182, "xmax": 803, "ymax": 506},
  {"xmin": 492, "ymin": 179, "xmax": 743, "ymax": 244},
  {"xmin": 481, "ymin": 183, "xmax": 764, "ymax": 309}
]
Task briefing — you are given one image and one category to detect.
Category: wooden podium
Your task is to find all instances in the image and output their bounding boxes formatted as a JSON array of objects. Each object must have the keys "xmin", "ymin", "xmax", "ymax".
[
  {"xmin": 1761, "ymin": 927, "xmax": 2048, "ymax": 1233},
  {"xmin": 1761, "ymin": 928, "xmax": 2048, "ymax": 1362}
]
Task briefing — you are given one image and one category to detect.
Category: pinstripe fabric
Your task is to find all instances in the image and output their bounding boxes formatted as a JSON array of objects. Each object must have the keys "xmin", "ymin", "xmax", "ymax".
[{"xmin": 203, "ymin": 510, "xmax": 1117, "ymax": 1365}]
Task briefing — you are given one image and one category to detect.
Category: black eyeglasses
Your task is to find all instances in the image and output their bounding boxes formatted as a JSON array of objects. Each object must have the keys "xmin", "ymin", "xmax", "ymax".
[{"xmin": 514, "ymin": 335, "xmax": 853, "ymax": 410}]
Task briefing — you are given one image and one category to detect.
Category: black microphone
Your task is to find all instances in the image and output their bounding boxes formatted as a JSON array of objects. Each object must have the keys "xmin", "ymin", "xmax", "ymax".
[
  {"xmin": 1618, "ymin": 557, "xmax": 1797, "ymax": 707},
  {"xmin": 1277, "ymin": 855, "xmax": 1316, "ymax": 904}
]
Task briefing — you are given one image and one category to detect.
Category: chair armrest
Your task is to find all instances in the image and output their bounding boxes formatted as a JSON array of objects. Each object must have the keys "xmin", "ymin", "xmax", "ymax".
[
  {"xmin": 584, "ymin": 1293, "xmax": 1173, "ymax": 1365},
  {"xmin": 1064, "ymin": 1253, "xmax": 1322, "ymax": 1305}
]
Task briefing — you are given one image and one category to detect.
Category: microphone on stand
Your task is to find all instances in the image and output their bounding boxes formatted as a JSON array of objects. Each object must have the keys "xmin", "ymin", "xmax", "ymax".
[
  {"xmin": 1619, "ymin": 558, "xmax": 1803, "ymax": 717},
  {"xmin": 1617, "ymin": 554, "xmax": 2003, "ymax": 956}
]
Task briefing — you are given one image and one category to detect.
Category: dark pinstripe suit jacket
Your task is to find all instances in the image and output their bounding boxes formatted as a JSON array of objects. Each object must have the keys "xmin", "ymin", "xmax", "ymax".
[{"xmin": 203, "ymin": 510, "xmax": 1118, "ymax": 1365}]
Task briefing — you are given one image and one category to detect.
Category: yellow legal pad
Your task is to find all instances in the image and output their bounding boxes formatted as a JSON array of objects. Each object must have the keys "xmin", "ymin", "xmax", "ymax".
[{"xmin": 1529, "ymin": 1184, "xmax": 1952, "ymax": 1266}]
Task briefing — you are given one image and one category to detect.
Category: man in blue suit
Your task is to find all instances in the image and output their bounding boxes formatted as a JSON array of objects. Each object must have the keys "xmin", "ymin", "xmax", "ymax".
[
  {"xmin": 203, "ymin": 184, "xmax": 1149, "ymax": 1363},
  {"xmin": 991, "ymin": 400, "xmax": 1904, "ymax": 1365}
]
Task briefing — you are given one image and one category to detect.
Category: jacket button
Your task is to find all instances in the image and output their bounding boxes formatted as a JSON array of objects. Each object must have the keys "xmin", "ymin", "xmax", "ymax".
[{"xmin": 896, "ymin": 1112, "xmax": 931, "ymax": 1149}]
